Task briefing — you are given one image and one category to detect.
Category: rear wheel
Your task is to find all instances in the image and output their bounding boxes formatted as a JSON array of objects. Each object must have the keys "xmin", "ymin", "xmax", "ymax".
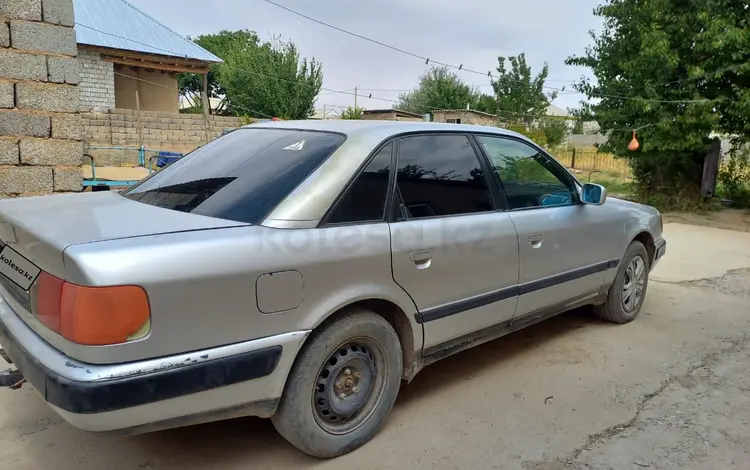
[
  {"xmin": 272, "ymin": 309, "xmax": 402, "ymax": 458},
  {"xmin": 594, "ymin": 240, "xmax": 650, "ymax": 323}
]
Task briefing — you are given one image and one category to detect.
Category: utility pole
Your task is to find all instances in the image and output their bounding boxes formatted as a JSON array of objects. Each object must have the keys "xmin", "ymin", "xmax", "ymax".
[
  {"xmin": 323, "ymin": 104, "xmax": 327, "ymax": 120},
  {"xmin": 354, "ymin": 86, "xmax": 358, "ymax": 109}
]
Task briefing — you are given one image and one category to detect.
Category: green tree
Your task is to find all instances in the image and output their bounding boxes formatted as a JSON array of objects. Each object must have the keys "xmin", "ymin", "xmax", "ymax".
[
  {"xmin": 340, "ymin": 106, "xmax": 364, "ymax": 119},
  {"xmin": 492, "ymin": 53, "xmax": 556, "ymax": 124},
  {"xmin": 571, "ymin": 119, "xmax": 584, "ymax": 135},
  {"xmin": 178, "ymin": 30, "xmax": 322, "ymax": 119},
  {"xmin": 539, "ymin": 119, "xmax": 568, "ymax": 148},
  {"xmin": 474, "ymin": 94, "xmax": 498, "ymax": 115},
  {"xmin": 566, "ymin": 0, "xmax": 749, "ymax": 199},
  {"xmin": 397, "ymin": 66, "xmax": 481, "ymax": 114},
  {"xmin": 507, "ymin": 124, "xmax": 547, "ymax": 146}
]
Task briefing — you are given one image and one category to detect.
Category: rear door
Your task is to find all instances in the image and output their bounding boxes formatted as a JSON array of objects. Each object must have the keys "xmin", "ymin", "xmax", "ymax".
[
  {"xmin": 475, "ymin": 135, "xmax": 614, "ymax": 319},
  {"xmin": 388, "ymin": 133, "xmax": 519, "ymax": 351}
]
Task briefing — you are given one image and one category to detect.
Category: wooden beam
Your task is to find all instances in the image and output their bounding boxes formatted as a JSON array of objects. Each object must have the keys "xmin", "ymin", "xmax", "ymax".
[
  {"xmin": 104, "ymin": 56, "xmax": 209, "ymax": 74},
  {"xmin": 79, "ymin": 45, "xmax": 212, "ymax": 73}
]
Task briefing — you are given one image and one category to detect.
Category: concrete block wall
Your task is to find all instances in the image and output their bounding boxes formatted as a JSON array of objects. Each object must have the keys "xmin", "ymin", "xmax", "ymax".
[
  {"xmin": 78, "ymin": 48, "xmax": 115, "ymax": 112},
  {"xmin": 83, "ymin": 109, "xmax": 246, "ymax": 166},
  {"xmin": 0, "ymin": 0, "xmax": 82, "ymax": 197}
]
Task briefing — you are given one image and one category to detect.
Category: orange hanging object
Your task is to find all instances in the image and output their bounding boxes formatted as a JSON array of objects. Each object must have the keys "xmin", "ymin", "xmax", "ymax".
[{"xmin": 628, "ymin": 129, "xmax": 639, "ymax": 151}]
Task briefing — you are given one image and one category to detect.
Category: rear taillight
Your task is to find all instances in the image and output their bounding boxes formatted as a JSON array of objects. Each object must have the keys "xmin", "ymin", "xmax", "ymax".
[{"xmin": 32, "ymin": 272, "xmax": 150, "ymax": 346}]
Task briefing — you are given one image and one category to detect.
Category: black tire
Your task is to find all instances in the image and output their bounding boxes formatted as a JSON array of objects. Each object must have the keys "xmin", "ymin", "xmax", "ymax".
[
  {"xmin": 594, "ymin": 241, "xmax": 650, "ymax": 323},
  {"xmin": 272, "ymin": 309, "xmax": 403, "ymax": 458}
]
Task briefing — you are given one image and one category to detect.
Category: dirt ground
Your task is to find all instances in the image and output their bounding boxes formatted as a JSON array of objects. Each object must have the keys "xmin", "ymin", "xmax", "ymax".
[
  {"xmin": 2, "ymin": 218, "xmax": 750, "ymax": 469},
  {"xmin": 662, "ymin": 209, "xmax": 750, "ymax": 233}
]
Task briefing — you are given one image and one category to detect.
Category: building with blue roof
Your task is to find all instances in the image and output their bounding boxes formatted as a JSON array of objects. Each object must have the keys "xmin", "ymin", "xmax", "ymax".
[{"xmin": 73, "ymin": 0, "xmax": 221, "ymax": 113}]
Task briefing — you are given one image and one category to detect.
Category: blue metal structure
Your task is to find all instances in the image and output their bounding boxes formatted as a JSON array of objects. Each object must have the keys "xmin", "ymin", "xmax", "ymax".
[{"xmin": 73, "ymin": 0, "xmax": 222, "ymax": 63}]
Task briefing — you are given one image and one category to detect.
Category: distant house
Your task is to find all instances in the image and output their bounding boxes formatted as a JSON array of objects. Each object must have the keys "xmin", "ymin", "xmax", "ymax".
[
  {"xmin": 73, "ymin": 0, "xmax": 222, "ymax": 113},
  {"xmin": 431, "ymin": 109, "xmax": 497, "ymax": 127},
  {"xmin": 545, "ymin": 104, "xmax": 570, "ymax": 117},
  {"xmin": 362, "ymin": 109, "xmax": 425, "ymax": 122}
]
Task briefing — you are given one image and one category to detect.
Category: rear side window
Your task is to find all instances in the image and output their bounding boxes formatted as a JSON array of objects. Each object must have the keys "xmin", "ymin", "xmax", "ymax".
[
  {"xmin": 327, "ymin": 142, "xmax": 393, "ymax": 224},
  {"xmin": 395, "ymin": 134, "xmax": 494, "ymax": 219},
  {"xmin": 121, "ymin": 129, "xmax": 346, "ymax": 224}
]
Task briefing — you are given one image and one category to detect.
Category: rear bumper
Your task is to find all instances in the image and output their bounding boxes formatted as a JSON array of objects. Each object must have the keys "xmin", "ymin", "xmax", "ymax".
[{"xmin": 0, "ymin": 294, "xmax": 309, "ymax": 432}]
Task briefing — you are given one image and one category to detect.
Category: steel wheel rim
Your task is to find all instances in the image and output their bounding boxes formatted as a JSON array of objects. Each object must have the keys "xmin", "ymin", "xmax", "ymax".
[
  {"xmin": 312, "ymin": 337, "xmax": 387, "ymax": 435},
  {"xmin": 622, "ymin": 255, "xmax": 646, "ymax": 313}
]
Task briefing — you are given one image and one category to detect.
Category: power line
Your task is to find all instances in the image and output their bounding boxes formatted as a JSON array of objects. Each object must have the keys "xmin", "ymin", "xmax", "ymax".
[
  {"xmin": 83, "ymin": 18, "xmax": 726, "ymax": 107},
  {"xmin": 261, "ymin": 0, "xmax": 495, "ymax": 78},
  {"xmin": 542, "ymin": 84, "xmax": 711, "ymax": 103},
  {"xmin": 116, "ymin": 64, "xmax": 672, "ymax": 138},
  {"xmin": 261, "ymin": 0, "xmax": 721, "ymax": 105}
]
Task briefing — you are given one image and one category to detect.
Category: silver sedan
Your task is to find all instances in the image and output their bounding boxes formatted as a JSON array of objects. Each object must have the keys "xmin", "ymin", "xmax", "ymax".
[{"xmin": 0, "ymin": 120, "xmax": 665, "ymax": 458}]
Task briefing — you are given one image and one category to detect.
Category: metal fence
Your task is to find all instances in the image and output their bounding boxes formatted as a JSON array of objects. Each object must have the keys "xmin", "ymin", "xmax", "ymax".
[{"xmin": 552, "ymin": 149, "xmax": 632, "ymax": 177}]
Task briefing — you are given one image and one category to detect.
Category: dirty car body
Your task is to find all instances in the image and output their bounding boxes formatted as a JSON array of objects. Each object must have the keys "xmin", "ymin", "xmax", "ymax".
[{"xmin": 0, "ymin": 121, "xmax": 665, "ymax": 455}]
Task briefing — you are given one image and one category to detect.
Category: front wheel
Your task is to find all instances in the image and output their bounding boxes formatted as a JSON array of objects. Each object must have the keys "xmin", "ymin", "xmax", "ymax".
[
  {"xmin": 594, "ymin": 240, "xmax": 650, "ymax": 323},
  {"xmin": 272, "ymin": 309, "xmax": 403, "ymax": 458}
]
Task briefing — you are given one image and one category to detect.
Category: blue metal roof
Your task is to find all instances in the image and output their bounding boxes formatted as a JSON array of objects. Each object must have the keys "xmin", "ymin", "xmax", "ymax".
[{"xmin": 73, "ymin": 0, "xmax": 222, "ymax": 63}]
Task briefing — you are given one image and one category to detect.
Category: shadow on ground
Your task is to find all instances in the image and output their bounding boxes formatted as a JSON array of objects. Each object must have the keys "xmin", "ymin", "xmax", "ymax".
[{"xmin": 123, "ymin": 308, "xmax": 608, "ymax": 468}]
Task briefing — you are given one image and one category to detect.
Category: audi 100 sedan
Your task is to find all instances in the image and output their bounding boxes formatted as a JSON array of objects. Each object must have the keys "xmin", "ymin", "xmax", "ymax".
[{"xmin": 0, "ymin": 120, "xmax": 665, "ymax": 458}]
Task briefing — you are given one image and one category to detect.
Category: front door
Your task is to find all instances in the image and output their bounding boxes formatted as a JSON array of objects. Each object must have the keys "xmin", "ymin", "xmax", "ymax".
[
  {"xmin": 388, "ymin": 134, "xmax": 519, "ymax": 351},
  {"xmin": 474, "ymin": 135, "xmax": 614, "ymax": 319}
]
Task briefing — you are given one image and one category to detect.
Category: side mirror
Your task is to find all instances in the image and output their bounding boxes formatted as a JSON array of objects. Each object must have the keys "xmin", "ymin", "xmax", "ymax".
[{"xmin": 581, "ymin": 183, "xmax": 607, "ymax": 205}]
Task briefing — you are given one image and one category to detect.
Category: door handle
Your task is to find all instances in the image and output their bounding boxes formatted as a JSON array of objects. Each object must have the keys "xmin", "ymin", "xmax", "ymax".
[
  {"xmin": 410, "ymin": 249, "xmax": 433, "ymax": 270},
  {"xmin": 528, "ymin": 233, "xmax": 544, "ymax": 248}
]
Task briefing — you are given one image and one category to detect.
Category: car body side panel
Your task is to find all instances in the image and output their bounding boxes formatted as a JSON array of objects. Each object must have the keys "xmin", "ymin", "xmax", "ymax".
[
  {"xmin": 511, "ymin": 203, "xmax": 626, "ymax": 318},
  {"xmin": 602, "ymin": 197, "xmax": 664, "ymax": 284},
  {"xmin": 46, "ymin": 223, "xmax": 421, "ymax": 365},
  {"xmin": 389, "ymin": 212, "xmax": 519, "ymax": 349}
]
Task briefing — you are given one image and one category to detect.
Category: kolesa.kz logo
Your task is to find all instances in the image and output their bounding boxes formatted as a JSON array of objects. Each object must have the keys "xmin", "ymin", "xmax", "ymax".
[{"xmin": 0, "ymin": 253, "xmax": 34, "ymax": 282}]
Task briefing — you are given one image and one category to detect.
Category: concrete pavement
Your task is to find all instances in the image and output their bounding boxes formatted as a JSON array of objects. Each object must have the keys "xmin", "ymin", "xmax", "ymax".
[{"xmin": 1, "ymin": 221, "xmax": 749, "ymax": 469}]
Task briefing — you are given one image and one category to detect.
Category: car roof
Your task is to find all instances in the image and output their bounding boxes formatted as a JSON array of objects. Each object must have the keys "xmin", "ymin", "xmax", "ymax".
[
  {"xmin": 254, "ymin": 119, "xmax": 536, "ymax": 229},
  {"xmin": 243, "ymin": 119, "xmax": 528, "ymax": 141}
]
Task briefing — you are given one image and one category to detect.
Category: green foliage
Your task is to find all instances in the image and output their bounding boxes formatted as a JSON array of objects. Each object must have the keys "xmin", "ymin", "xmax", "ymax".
[
  {"xmin": 566, "ymin": 0, "xmax": 750, "ymax": 200},
  {"xmin": 397, "ymin": 66, "xmax": 481, "ymax": 114},
  {"xmin": 497, "ymin": 156, "xmax": 560, "ymax": 185},
  {"xmin": 474, "ymin": 94, "xmax": 497, "ymax": 115},
  {"xmin": 587, "ymin": 174, "xmax": 633, "ymax": 197},
  {"xmin": 572, "ymin": 119, "xmax": 584, "ymax": 135},
  {"xmin": 718, "ymin": 146, "xmax": 750, "ymax": 206},
  {"xmin": 507, "ymin": 124, "xmax": 547, "ymax": 147},
  {"xmin": 340, "ymin": 106, "xmax": 364, "ymax": 119},
  {"xmin": 492, "ymin": 53, "xmax": 555, "ymax": 124},
  {"xmin": 539, "ymin": 119, "xmax": 568, "ymax": 148},
  {"xmin": 178, "ymin": 30, "xmax": 322, "ymax": 120},
  {"xmin": 238, "ymin": 115, "xmax": 255, "ymax": 126}
]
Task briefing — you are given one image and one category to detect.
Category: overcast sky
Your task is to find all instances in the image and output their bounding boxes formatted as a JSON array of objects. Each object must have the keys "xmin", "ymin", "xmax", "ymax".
[{"xmin": 128, "ymin": 0, "xmax": 603, "ymax": 115}]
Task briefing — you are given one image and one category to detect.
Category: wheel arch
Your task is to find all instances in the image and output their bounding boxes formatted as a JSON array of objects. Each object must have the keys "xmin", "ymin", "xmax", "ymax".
[
  {"xmin": 313, "ymin": 298, "xmax": 421, "ymax": 381},
  {"xmin": 632, "ymin": 230, "xmax": 656, "ymax": 266}
]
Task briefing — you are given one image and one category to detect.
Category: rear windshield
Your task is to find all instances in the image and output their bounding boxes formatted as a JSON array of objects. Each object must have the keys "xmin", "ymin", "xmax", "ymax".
[{"xmin": 121, "ymin": 128, "xmax": 346, "ymax": 224}]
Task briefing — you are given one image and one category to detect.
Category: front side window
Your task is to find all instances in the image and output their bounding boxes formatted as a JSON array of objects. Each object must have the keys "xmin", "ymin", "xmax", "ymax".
[
  {"xmin": 476, "ymin": 135, "xmax": 575, "ymax": 210},
  {"xmin": 396, "ymin": 134, "xmax": 494, "ymax": 219},
  {"xmin": 327, "ymin": 142, "xmax": 393, "ymax": 224},
  {"xmin": 121, "ymin": 128, "xmax": 346, "ymax": 224}
]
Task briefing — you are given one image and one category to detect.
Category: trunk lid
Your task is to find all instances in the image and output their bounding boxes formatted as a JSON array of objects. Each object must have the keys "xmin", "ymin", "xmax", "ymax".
[{"xmin": 0, "ymin": 191, "xmax": 248, "ymax": 280}]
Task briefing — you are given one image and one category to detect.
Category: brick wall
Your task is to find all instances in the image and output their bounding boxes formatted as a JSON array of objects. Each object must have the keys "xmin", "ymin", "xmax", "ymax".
[
  {"xmin": 78, "ymin": 48, "xmax": 115, "ymax": 112},
  {"xmin": 432, "ymin": 110, "xmax": 498, "ymax": 127},
  {"xmin": 0, "ymin": 0, "xmax": 82, "ymax": 197},
  {"xmin": 83, "ymin": 108, "xmax": 245, "ymax": 165}
]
